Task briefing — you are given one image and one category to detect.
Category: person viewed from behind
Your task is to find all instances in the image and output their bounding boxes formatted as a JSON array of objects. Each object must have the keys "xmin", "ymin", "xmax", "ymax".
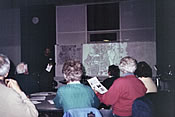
[
  {"xmin": 15, "ymin": 62, "xmax": 39, "ymax": 95},
  {"xmin": 0, "ymin": 54, "xmax": 38, "ymax": 117},
  {"xmin": 134, "ymin": 61, "xmax": 157, "ymax": 93},
  {"xmin": 102, "ymin": 65, "xmax": 120, "ymax": 90},
  {"xmin": 100, "ymin": 65, "xmax": 120, "ymax": 109},
  {"xmin": 94, "ymin": 56, "xmax": 147, "ymax": 117},
  {"xmin": 53, "ymin": 60, "xmax": 100, "ymax": 112}
]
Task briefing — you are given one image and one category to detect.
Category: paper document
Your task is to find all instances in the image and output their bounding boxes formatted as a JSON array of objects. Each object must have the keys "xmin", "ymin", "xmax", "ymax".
[
  {"xmin": 48, "ymin": 100, "xmax": 54, "ymax": 104},
  {"xmin": 46, "ymin": 64, "xmax": 53, "ymax": 72},
  {"xmin": 30, "ymin": 92, "xmax": 49, "ymax": 96},
  {"xmin": 87, "ymin": 77, "xmax": 108, "ymax": 94},
  {"xmin": 30, "ymin": 96, "xmax": 46, "ymax": 101},
  {"xmin": 31, "ymin": 100, "xmax": 42, "ymax": 104}
]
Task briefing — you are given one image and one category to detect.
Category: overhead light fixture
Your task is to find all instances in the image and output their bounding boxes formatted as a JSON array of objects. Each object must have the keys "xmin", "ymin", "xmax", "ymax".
[{"xmin": 103, "ymin": 39, "xmax": 110, "ymax": 42}]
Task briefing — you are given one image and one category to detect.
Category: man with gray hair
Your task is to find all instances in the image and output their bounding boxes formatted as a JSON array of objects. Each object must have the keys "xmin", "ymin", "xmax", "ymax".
[
  {"xmin": 15, "ymin": 62, "xmax": 39, "ymax": 95},
  {"xmin": 0, "ymin": 54, "xmax": 38, "ymax": 117},
  {"xmin": 95, "ymin": 56, "xmax": 147, "ymax": 117},
  {"xmin": 16, "ymin": 62, "xmax": 28, "ymax": 74}
]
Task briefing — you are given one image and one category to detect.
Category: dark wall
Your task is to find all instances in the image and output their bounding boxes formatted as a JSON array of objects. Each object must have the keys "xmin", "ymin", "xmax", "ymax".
[
  {"xmin": 156, "ymin": 0, "xmax": 175, "ymax": 74},
  {"xmin": 0, "ymin": 9, "xmax": 21, "ymax": 67},
  {"xmin": 156, "ymin": 1, "xmax": 175, "ymax": 116},
  {"xmin": 20, "ymin": 5, "xmax": 56, "ymax": 73},
  {"xmin": 0, "ymin": 0, "xmax": 12, "ymax": 8}
]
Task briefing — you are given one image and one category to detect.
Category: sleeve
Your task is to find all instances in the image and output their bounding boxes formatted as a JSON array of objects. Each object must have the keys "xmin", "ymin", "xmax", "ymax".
[
  {"xmin": 101, "ymin": 79, "xmax": 108, "ymax": 89},
  {"xmin": 91, "ymin": 89, "xmax": 100, "ymax": 108},
  {"xmin": 53, "ymin": 89, "xmax": 63, "ymax": 108},
  {"xmin": 8, "ymin": 90, "xmax": 38, "ymax": 117},
  {"xmin": 96, "ymin": 79, "xmax": 121, "ymax": 106}
]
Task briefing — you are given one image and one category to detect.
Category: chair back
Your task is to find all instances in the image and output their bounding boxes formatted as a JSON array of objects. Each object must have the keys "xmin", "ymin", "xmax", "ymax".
[
  {"xmin": 63, "ymin": 107, "xmax": 102, "ymax": 117},
  {"xmin": 132, "ymin": 96, "xmax": 153, "ymax": 117},
  {"xmin": 100, "ymin": 109, "xmax": 113, "ymax": 117}
]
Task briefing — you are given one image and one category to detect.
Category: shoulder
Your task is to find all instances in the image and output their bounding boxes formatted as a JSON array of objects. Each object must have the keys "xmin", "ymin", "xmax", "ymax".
[
  {"xmin": 138, "ymin": 77, "xmax": 153, "ymax": 82},
  {"xmin": 113, "ymin": 75, "xmax": 138, "ymax": 84},
  {"xmin": 0, "ymin": 84, "xmax": 21, "ymax": 101},
  {"xmin": 57, "ymin": 84, "xmax": 68, "ymax": 91},
  {"xmin": 57, "ymin": 84, "xmax": 94, "ymax": 96},
  {"xmin": 58, "ymin": 83, "xmax": 90, "ymax": 90},
  {"xmin": 113, "ymin": 77, "xmax": 125, "ymax": 83},
  {"xmin": 83, "ymin": 84, "xmax": 94, "ymax": 91},
  {"xmin": 0, "ymin": 84, "xmax": 13, "ymax": 93}
]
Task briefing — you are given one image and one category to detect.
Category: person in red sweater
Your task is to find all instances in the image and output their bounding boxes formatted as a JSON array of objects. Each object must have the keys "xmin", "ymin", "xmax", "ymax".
[{"xmin": 95, "ymin": 56, "xmax": 147, "ymax": 117}]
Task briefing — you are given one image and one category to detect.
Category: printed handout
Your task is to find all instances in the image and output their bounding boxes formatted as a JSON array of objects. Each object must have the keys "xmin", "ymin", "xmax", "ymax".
[{"xmin": 87, "ymin": 77, "xmax": 108, "ymax": 94}]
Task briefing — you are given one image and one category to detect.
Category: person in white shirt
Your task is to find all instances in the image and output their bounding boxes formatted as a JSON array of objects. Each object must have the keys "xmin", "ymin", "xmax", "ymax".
[{"xmin": 135, "ymin": 61, "xmax": 157, "ymax": 93}]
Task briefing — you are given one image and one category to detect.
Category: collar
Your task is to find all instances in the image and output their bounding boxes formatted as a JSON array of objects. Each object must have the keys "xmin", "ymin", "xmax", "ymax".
[
  {"xmin": 121, "ymin": 72, "xmax": 134, "ymax": 77},
  {"xmin": 67, "ymin": 81, "xmax": 81, "ymax": 84}
]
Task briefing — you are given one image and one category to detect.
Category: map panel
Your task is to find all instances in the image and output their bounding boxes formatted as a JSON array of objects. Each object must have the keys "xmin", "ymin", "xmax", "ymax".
[
  {"xmin": 55, "ymin": 42, "xmax": 156, "ymax": 77},
  {"xmin": 83, "ymin": 42, "xmax": 156, "ymax": 77},
  {"xmin": 83, "ymin": 43, "xmax": 128, "ymax": 76},
  {"xmin": 55, "ymin": 44, "xmax": 82, "ymax": 76}
]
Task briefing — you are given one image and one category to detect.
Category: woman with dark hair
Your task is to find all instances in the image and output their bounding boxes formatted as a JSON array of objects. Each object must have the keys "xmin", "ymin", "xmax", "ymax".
[
  {"xmin": 135, "ymin": 61, "xmax": 157, "ymax": 93},
  {"xmin": 102, "ymin": 65, "xmax": 120, "ymax": 90}
]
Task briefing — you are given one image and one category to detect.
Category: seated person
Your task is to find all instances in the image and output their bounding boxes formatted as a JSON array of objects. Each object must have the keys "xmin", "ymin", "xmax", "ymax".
[
  {"xmin": 0, "ymin": 54, "xmax": 38, "ymax": 117},
  {"xmin": 100, "ymin": 65, "xmax": 120, "ymax": 109},
  {"xmin": 134, "ymin": 61, "xmax": 157, "ymax": 93},
  {"xmin": 53, "ymin": 60, "xmax": 100, "ymax": 112},
  {"xmin": 94, "ymin": 56, "xmax": 147, "ymax": 117},
  {"xmin": 14, "ymin": 62, "xmax": 39, "ymax": 95},
  {"xmin": 102, "ymin": 65, "xmax": 120, "ymax": 90}
]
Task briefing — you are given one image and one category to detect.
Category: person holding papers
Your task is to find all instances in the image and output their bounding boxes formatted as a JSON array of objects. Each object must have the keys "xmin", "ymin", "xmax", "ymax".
[
  {"xmin": 98, "ymin": 65, "xmax": 120, "ymax": 109},
  {"xmin": 94, "ymin": 56, "xmax": 147, "ymax": 117},
  {"xmin": 102, "ymin": 65, "xmax": 120, "ymax": 90},
  {"xmin": 53, "ymin": 60, "xmax": 100, "ymax": 112}
]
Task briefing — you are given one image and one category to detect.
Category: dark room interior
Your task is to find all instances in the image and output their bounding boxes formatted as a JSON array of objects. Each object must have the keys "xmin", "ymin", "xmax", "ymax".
[{"xmin": 0, "ymin": 0, "xmax": 174, "ymax": 117}]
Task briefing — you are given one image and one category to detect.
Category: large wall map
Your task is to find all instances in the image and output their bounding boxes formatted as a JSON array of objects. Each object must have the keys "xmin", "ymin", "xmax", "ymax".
[
  {"xmin": 83, "ymin": 42, "xmax": 156, "ymax": 77},
  {"xmin": 55, "ymin": 42, "xmax": 156, "ymax": 77},
  {"xmin": 83, "ymin": 43, "xmax": 128, "ymax": 76}
]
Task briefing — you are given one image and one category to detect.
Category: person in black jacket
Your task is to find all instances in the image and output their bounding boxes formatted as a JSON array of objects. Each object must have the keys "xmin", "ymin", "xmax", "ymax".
[
  {"xmin": 102, "ymin": 65, "xmax": 120, "ymax": 89},
  {"xmin": 99, "ymin": 65, "xmax": 120, "ymax": 109},
  {"xmin": 15, "ymin": 62, "xmax": 39, "ymax": 95},
  {"xmin": 38, "ymin": 47, "xmax": 56, "ymax": 92}
]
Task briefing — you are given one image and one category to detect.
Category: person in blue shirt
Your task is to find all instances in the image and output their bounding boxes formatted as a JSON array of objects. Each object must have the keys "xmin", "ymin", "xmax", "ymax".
[{"xmin": 53, "ymin": 60, "xmax": 100, "ymax": 112}]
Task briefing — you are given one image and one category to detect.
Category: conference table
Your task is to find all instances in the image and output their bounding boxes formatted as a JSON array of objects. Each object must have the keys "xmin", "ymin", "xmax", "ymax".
[
  {"xmin": 29, "ymin": 92, "xmax": 63, "ymax": 117},
  {"xmin": 29, "ymin": 91, "xmax": 114, "ymax": 117}
]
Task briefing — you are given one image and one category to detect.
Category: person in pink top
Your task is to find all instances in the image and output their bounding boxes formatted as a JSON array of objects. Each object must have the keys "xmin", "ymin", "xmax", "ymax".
[{"xmin": 95, "ymin": 56, "xmax": 147, "ymax": 117}]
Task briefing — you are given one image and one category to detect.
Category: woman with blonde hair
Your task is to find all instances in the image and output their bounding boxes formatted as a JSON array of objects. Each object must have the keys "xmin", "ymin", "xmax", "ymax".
[{"xmin": 54, "ymin": 60, "xmax": 99, "ymax": 112}]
